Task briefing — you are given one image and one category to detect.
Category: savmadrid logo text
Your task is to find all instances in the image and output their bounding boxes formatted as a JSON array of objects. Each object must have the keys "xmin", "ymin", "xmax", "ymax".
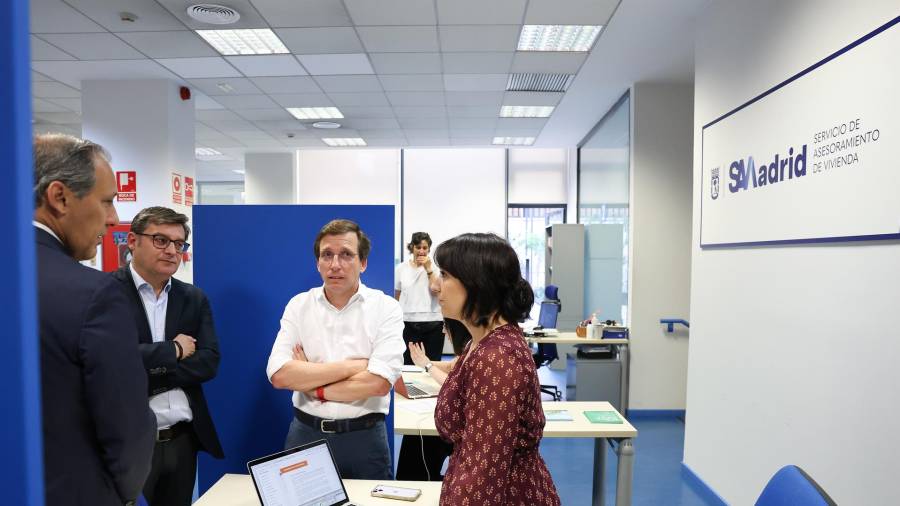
[
  {"xmin": 710, "ymin": 168, "xmax": 720, "ymax": 200},
  {"xmin": 726, "ymin": 145, "xmax": 808, "ymax": 194}
]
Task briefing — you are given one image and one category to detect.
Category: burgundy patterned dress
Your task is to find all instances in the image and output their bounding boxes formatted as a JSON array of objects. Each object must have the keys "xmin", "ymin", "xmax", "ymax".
[{"xmin": 435, "ymin": 323, "xmax": 560, "ymax": 506}]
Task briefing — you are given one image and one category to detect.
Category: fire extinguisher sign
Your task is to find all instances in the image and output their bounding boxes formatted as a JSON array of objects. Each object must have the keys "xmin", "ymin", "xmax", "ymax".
[
  {"xmin": 172, "ymin": 173, "xmax": 183, "ymax": 204},
  {"xmin": 115, "ymin": 171, "xmax": 137, "ymax": 201}
]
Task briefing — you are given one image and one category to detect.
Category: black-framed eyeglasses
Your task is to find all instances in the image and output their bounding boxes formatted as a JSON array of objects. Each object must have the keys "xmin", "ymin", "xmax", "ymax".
[
  {"xmin": 136, "ymin": 233, "xmax": 190, "ymax": 253},
  {"xmin": 318, "ymin": 251, "xmax": 357, "ymax": 264}
]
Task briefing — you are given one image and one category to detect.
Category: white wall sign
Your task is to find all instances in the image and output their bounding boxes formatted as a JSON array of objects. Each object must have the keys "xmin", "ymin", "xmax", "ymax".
[{"xmin": 700, "ymin": 18, "xmax": 899, "ymax": 247}]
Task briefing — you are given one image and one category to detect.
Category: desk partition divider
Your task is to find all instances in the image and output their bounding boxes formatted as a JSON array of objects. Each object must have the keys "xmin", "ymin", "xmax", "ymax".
[{"xmin": 194, "ymin": 205, "xmax": 395, "ymax": 493}]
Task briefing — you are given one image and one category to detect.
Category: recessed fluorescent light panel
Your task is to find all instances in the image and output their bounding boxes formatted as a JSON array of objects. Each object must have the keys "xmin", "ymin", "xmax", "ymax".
[
  {"xmin": 499, "ymin": 106, "xmax": 555, "ymax": 118},
  {"xmin": 195, "ymin": 147, "xmax": 223, "ymax": 158},
  {"xmin": 507, "ymin": 73, "xmax": 573, "ymax": 92},
  {"xmin": 517, "ymin": 25, "xmax": 602, "ymax": 52},
  {"xmin": 196, "ymin": 29, "xmax": 289, "ymax": 56},
  {"xmin": 493, "ymin": 137, "xmax": 535, "ymax": 146},
  {"xmin": 286, "ymin": 107, "xmax": 344, "ymax": 120},
  {"xmin": 322, "ymin": 138, "xmax": 366, "ymax": 147}
]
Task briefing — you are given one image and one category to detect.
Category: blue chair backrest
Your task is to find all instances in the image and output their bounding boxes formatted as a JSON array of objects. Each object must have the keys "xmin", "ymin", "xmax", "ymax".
[
  {"xmin": 755, "ymin": 465, "xmax": 836, "ymax": 506},
  {"xmin": 545, "ymin": 284, "xmax": 559, "ymax": 302},
  {"xmin": 537, "ymin": 301, "xmax": 560, "ymax": 329}
]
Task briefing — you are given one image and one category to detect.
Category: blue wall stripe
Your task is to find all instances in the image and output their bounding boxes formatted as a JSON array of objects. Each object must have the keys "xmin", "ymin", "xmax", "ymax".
[
  {"xmin": 1, "ymin": 0, "xmax": 44, "ymax": 504},
  {"xmin": 626, "ymin": 409, "xmax": 686, "ymax": 419},
  {"xmin": 682, "ymin": 463, "xmax": 729, "ymax": 506}
]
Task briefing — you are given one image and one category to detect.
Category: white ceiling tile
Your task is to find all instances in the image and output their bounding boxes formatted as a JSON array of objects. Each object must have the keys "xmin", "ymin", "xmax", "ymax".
[
  {"xmin": 524, "ymin": 0, "xmax": 617, "ymax": 25},
  {"xmin": 502, "ymin": 91, "xmax": 563, "ymax": 106},
  {"xmin": 30, "ymin": 0, "xmax": 105, "ymax": 33},
  {"xmin": 443, "ymin": 74, "xmax": 508, "ymax": 91},
  {"xmin": 31, "ymin": 36, "xmax": 75, "ymax": 61},
  {"xmin": 365, "ymin": 138, "xmax": 408, "ymax": 147},
  {"xmin": 196, "ymin": 137, "xmax": 246, "ymax": 148},
  {"xmin": 449, "ymin": 117, "xmax": 498, "ymax": 129},
  {"xmin": 34, "ymin": 111, "xmax": 81, "ymax": 124},
  {"xmin": 241, "ymin": 139, "xmax": 287, "ymax": 149},
  {"xmin": 436, "ymin": 0, "xmax": 527, "ymax": 25},
  {"xmin": 445, "ymin": 91, "xmax": 504, "ymax": 106},
  {"xmin": 254, "ymin": 120, "xmax": 307, "ymax": 132},
  {"xmin": 287, "ymin": 138, "xmax": 332, "ymax": 147},
  {"xmin": 450, "ymin": 129, "xmax": 495, "ymax": 137},
  {"xmin": 188, "ymin": 78, "xmax": 263, "ymax": 96},
  {"xmin": 32, "ymin": 71, "xmax": 54, "ymax": 82},
  {"xmin": 296, "ymin": 54, "xmax": 374, "ymax": 75},
  {"xmin": 337, "ymin": 106, "xmax": 396, "ymax": 118},
  {"xmin": 154, "ymin": 0, "xmax": 269, "ymax": 30},
  {"xmin": 496, "ymin": 117, "xmax": 549, "ymax": 129},
  {"xmin": 38, "ymin": 33, "xmax": 145, "ymax": 60},
  {"xmin": 275, "ymin": 28, "xmax": 363, "ymax": 54},
  {"xmin": 355, "ymin": 129, "xmax": 406, "ymax": 138},
  {"xmin": 510, "ymin": 53, "xmax": 587, "ymax": 73},
  {"xmin": 251, "ymin": 76, "xmax": 322, "ymax": 94},
  {"xmin": 342, "ymin": 118, "xmax": 401, "ymax": 130},
  {"xmin": 33, "ymin": 123, "xmax": 81, "ymax": 137},
  {"xmin": 65, "ymin": 0, "xmax": 187, "ymax": 31},
  {"xmin": 328, "ymin": 93, "xmax": 390, "ymax": 107},
  {"xmin": 439, "ymin": 26, "xmax": 520, "ymax": 52},
  {"xmin": 378, "ymin": 74, "xmax": 444, "ymax": 92},
  {"xmin": 451, "ymin": 138, "xmax": 494, "ymax": 146},
  {"xmin": 193, "ymin": 94, "xmax": 225, "ymax": 110},
  {"xmin": 392, "ymin": 106, "xmax": 447, "ymax": 118},
  {"xmin": 213, "ymin": 94, "xmax": 280, "ymax": 109},
  {"xmin": 442, "ymin": 52, "xmax": 514, "ymax": 74},
  {"xmin": 405, "ymin": 129, "xmax": 449, "ymax": 138},
  {"xmin": 31, "ymin": 81, "xmax": 82, "ymax": 98},
  {"xmin": 156, "ymin": 57, "xmax": 241, "ymax": 79},
  {"xmin": 493, "ymin": 128, "xmax": 543, "ymax": 137},
  {"xmin": 386, "ymin": 91, "xmax": 445, "ymax": 106},
  {"xmin": 446, "ymin": 105, "xmax": 501, "ymax": 117},
  {"xmin": 369, "ymin": 53, "xmax": 442, "ymax": 75},
  {"xmin": 250, "ymin": 0, "xmax": 353, "ymax": 27},
  {"xmin": 229, "ymin": 130, "xmax": 277, "ymax": 140},
  {"xmin": 205, "ymin": 120, "xmax": 260, "ymax": 133},
  {"xmin": 45, "ymin": 97, "xmax": 82, "ymax": 113},
  {"xmin": 116, "ymin": 31, "xmax": 218, "ymax": 59},
  {"xmin": 269, "ymin": 93, "xmax": 334, "ymax": 107},
  {"xmin": 357, "ymin": 26, "xmax": 439, "ymax": 53},
  {"xmin": 33, "ymin": 98, "xmax": 70, "ymax": 113},
  {"xmin": 32, "ymin": 60, "xmax": 179, "ymax": 89},
  {"xmin": 196, "ymin": 110, "xmax": 244, "ymax": 121},
  {"xmin": 315, "ymin": 75, "xmax": 383, "ymax": 93},
  {"xmin": 235, "ymin": 109, "xmax": 294, "ymax": 121},
  {"xmin": 400, "ymin": 118, "xmax": 448, "ymax": 129},
  {"xmin": 226, "ymin": 55, "xmax": 308, "ymax": 77},
  {"xmin": 345, "ymin": 0, "xmax": 436, "ymax": 25}
]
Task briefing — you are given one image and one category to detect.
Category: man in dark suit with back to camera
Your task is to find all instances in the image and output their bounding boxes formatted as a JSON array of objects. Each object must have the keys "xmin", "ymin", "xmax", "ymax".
[
  {"xmin": 112, "ymin": 206, "xmax": 224, "ymax": 506},
  {"xmin": 33, "ymin": 133, "xmax": 155, "ymax": 506}
]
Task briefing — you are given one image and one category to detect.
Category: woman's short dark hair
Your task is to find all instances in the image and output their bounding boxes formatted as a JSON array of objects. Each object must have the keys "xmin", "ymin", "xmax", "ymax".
[
  {"xmin": 435, "ymin": 233, "xmax": 534, "ymax": 327},
  {"xmin": 444, "ymin": 318, "xmax": 472, "ymax": 356},
  {"xmin": 407, "ymin": 232, "xmax": 432, "ymax": 253}
]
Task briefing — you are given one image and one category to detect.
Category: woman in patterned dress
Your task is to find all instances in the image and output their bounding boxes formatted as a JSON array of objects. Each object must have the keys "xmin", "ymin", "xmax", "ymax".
[{"xmin": 432, "ymin": 233, "xmax": 561, "ymax": 506}]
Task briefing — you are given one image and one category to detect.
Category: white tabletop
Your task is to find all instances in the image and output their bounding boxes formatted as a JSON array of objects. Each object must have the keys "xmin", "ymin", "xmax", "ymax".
[
  {"xmin": 394, "ymin": 372, "xmax": 636, "ymax": 438},
  {"xmin": 194, "ymin": 474, "xmax": 442, "ymax": 506}
]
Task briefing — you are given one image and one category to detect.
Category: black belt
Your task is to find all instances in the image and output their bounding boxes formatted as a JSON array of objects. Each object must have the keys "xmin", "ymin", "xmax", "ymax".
[
  {"xmin": 294, "ymin": 408, "xmax": 384, "ymax": 434},
  {"xmin": 156, "ymin": 421, "xmax": 191, "ymax": 443}
]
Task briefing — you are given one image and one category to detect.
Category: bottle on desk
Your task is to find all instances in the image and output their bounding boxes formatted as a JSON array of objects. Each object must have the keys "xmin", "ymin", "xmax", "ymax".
[{"xmin": 590, "ymin": 313, "xmax": 601, "ymax": 338}]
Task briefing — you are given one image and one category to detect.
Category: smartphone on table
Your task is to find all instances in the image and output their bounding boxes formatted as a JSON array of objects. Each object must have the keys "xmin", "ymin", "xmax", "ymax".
[{"xmin": 370, "ymin": 484, "xmax": 422, "ymax": 501}]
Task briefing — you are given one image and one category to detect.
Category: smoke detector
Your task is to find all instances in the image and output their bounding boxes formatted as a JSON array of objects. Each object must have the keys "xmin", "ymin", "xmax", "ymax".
[{"xmin": 186, "ymin": 4, "xmax": 241, "ymax": 25}]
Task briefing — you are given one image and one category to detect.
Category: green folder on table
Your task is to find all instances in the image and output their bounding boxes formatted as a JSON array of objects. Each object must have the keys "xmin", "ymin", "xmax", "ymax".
[
  {"xmin": 583, "ymin": 410, "xmax": 623, "ymax": 424},
  {"xmin": 544, "ymin": 409, "xmax": 573, "ymax": 422}
]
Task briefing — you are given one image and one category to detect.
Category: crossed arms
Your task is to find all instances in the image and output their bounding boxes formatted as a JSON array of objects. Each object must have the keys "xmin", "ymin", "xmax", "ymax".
[{"xmin": 270, "ymin": 345, "xmax": 391, "ymax": 401}]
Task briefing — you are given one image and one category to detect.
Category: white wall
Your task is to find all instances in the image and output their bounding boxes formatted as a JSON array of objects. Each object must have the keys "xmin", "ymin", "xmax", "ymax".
[
  {"xmin": 244, "ymin": 152, "xmax": 294, "ymax": 204},
  {"xmin": 507, "ymin": 148, "xmax": 568, "ymax": 204},
  {"xmin": 629, "ymin": 82, "xmax": 693, "ymax": 410},
  {"xmin": 685, "ymin": 2, "xmax": 900, "ymax": 504}
]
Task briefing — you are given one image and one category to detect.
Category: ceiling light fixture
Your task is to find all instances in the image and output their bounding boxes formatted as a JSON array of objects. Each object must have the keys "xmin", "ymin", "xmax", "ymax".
[
  {"xmin": 232, "ymin": 169, "xmax": 245, "ymax": 174},
  {"xmin": 187, "ymin": 4, "xmax": 241, "ymax": 25},
  {"xmin": 517, "ymin": 25, "xmax": 602, "ymax": 52},
  {"xmin": 215, "ymin": 82, "xmax": 235, "ymax": 93},
  {"xmin": 195, "ymin": 147, "xmax": 223, "ymax": 157},
  {"xmin": 196, "ymin": 29, "xmax": 289, "ymax": 56},
  {"xmin": 322, "ymin": 138, "xmax": 366, "ymax": 147},
  {"xmin": 499, "ymin": 105, "xmax": 555, "ymax": 118},
  {"xmin": 286, "ymin": 107, "xmax": 344, "ymax": 120},
  {"xmin": 492, "ymin": 136, "xmax": 535, "ymax": 146},
  {"xmin": 506, "ymin": 73, "xmax": 573, "ymax": 92},
  {"xmin": 312, "ymin": 121, "xmax": 341, "ymax": 129}
]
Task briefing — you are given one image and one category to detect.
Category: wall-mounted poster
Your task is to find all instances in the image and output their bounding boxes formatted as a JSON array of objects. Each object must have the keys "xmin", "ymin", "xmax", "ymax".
[
  {"xmin": 116, "ymin": 170, "xmax": 137, "ymax": 201},
  {"xmin": 700, "ymin": 18, "xmax": 898, "ymax": 247},
  {"xmin": 184, "ymin": 176, "xmax": 194, "ymax": 206},
  {"xmin": 101, "ymin": 223, "xmax": 132, "ymax": 272}
]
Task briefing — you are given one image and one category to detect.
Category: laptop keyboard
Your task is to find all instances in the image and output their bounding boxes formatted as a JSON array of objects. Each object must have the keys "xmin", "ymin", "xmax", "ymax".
[{"xmin": 405, "ymin": 383, "xmax": 434, "ymax": 397}]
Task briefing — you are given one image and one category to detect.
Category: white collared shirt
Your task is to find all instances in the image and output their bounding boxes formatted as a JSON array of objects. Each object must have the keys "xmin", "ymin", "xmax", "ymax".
[
  {"xmin": 394, "ymin": 260, "xmax": 442, "ymax": 322},
  {"xmin": 130, "ymin": 263, "xmax": 193, "ymax": 429},
  {"xmin": 266, "ymin": 282, "xmax": 405, "ymax": 420},
  {"xmin": 33, "ymin": 221, "xmax": 62, "ymax": 244}
]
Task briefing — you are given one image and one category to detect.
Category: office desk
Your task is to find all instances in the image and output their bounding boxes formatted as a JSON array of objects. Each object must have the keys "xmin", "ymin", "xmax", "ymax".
[
  {"xmin": 395, "ymin": 373, "xmax": 637, "ymax": 506},
  {"xmin": 527, "ymin": 333, "xmax": 631, "ymax": 413},
  {"xmin": 195, "ymin": 473, "xmax": 442, "ymax": 505}
]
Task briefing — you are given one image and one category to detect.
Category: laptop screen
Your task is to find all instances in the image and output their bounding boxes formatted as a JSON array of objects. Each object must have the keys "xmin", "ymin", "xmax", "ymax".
[{"xmin": 247, "ymin": 439, "xmax": 349, "ymax": 506}]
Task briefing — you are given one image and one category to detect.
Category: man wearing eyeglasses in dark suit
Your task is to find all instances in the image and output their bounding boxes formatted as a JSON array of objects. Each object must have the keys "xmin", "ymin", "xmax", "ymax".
[{"xmin": 111, "ymin": 206, "xmax": 224, "ymax": 506}]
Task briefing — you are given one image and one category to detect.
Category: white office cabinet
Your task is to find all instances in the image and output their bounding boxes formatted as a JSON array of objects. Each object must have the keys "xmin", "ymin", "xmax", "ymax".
[{"xmin": 545, "ymin": 224, "xmax": 585, "ymax": 331}]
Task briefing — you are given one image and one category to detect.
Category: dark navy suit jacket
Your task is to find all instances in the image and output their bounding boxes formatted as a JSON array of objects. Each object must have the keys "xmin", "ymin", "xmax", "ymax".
[
  {"xmin": 112, "ymin": 266, "xmax": 225, "ymax": 459},
  {"xmin": 36, "ymin": 227, "xmax": 155, "ymax": 505}
]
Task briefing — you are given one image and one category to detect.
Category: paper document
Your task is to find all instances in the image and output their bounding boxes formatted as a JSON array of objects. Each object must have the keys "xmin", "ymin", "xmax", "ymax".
[
  {"xmin": 399, "ymin": 398, "xmax": 437, "ymax": 414},
  {"xmin": 544, "ymin": 409, "xmax": 573, "ymax": 422},
  {"xmin": 401, "ymin": 365, "xmax": 424, "ymax": 372}
]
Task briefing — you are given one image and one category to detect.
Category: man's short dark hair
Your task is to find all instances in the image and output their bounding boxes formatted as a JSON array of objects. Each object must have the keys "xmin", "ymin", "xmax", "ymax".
[
  {"xmin": 314, "ymin": 219, "xmax": 371, "ymax": 261},
  {"xmin": 130, "ymin": 206, "xmax": 191, "ymax": 240},
  {"xmin": 33, "ymin": 133, "xmax": 110, "ymax": 206},
  {"xmin": 434, "ymin": 233, "xmax": 534, "ymax": 327},
  {"xmin": 407, "ymin": 232, "xmax": 432, "ymax": 253}
]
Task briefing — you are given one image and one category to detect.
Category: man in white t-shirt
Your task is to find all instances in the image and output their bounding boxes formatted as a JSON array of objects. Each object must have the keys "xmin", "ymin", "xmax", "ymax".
[{"xmin": 266, "ymin": 219, "xmax": 405, "ymax": 479}]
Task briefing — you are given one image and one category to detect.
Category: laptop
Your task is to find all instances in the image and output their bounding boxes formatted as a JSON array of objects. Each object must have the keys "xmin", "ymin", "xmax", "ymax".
[
  {"xmin": 247, "ymin": 439, "xmax": 359, "ymax": 506},
  {"xmin": 393, "ymin": 376, "xmax": 440, "ymax": 399}
]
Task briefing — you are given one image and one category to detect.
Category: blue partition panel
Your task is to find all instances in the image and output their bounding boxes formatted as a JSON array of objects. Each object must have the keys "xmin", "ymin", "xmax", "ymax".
[
  {"xmin": 1, "ymin": 0, "xmax": 43, "ymax": 504},
  {"xmin": 194, "ymin": 205, "xmax": 395, "ymax": 493}
]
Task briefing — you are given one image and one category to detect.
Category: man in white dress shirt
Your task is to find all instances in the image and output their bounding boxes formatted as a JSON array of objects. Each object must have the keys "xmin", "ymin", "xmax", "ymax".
[{"xmin": 267, "ymin": 219, "xmax": 405, "ymax": 479}]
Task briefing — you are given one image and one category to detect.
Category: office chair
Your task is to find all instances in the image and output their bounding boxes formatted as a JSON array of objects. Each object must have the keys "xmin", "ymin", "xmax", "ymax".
[
  {"xmin": 533, "ymin": 285, "xmax": 562, "ymax": 401},
  {"xmin": 755, "ymin": 465, "xmax": 837, "ymax": 506}
]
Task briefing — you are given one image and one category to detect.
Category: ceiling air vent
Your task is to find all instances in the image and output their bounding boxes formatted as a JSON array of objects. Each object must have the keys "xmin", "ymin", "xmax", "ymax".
[
  {"xmin": 187, "ymin": 4, "xmax": 241, "ymax": 25},
  {"xmin": 506, "ymin": 73, "xmax": 574, "ymax": 92}
]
